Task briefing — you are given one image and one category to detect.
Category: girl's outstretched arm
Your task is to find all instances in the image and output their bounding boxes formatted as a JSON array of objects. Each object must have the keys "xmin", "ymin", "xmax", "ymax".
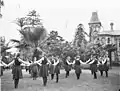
[
  {"xmin": 7, "ymin": 60, "xmax": 15, "ymax": 66},
  {"xmin": 18, "ymin": 58, "xmax": 30, "ymax": 65}
]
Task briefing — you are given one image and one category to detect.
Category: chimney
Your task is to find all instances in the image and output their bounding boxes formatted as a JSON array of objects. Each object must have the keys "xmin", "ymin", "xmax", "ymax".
[{"xmin": 110, "ymin": 22, "xmax": 114, "ymax": 31}]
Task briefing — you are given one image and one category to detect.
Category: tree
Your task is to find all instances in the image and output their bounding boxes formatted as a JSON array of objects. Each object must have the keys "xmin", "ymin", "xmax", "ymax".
[
  {"xmin": 10, "ymin": 39, "xmax": 29, "ymax": 51},
  {"xmin": 73, "ymin": 24, "xmax": 88, "ymax": 46},
  {"xmin": 84, "ymin": 40, "xmax": 107, "ymax": 61},
  {"xmin": 20, "ymin": 27, "xmax": 47, "ymax": 47},
  {"xmin": 26, "ymin": 10, "xmax": 42, "ymax": 27},
  {"xmin": 9, "ymin": 39, "xmax": 30, "ymax": 60},
  {"xmin": 0, "ymin": 0, "xmax": 4, "ymax": 17},
  {"xmin": 15, "ymin": 17, "xmax": 26, "ymax": 30},
  {"xmin": 0, "ymin": 36, "xmax": 11, "ymax": 56},
  {"xmin": 14, "ymin": 10, "xmax": 47, "ymax": 61},
  {"xmin": 73, "ymin": 24, "xmax": 88, "ymax": 54},
  {"xmin": 18, "ymin": 27, "xmax": 47, "ymax": 60},
  {"xmin": 41, "ymin": 30, "xmax": 65, "ymax": 57},
  {"xmin": 0, "ymin": 37, "xmax": 12, "ymax": 64}
]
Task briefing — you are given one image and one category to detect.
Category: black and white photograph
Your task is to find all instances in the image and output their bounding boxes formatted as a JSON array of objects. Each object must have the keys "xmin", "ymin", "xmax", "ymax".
[{"xmin": 0, "ymin": 0, "xmax": 120, "ymax": 91}]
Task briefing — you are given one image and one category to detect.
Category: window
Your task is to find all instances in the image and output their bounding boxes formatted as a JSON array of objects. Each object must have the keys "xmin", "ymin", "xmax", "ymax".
[
  {"xmin": 107, "ymin": 38, "xmax": 110, "ymax": 44},
  {"xmin": 97, "ymin": 38, "xmax": 99, "ymax": 40},
  {"xmin": 119, "ymin": 39, "xmax": 120, "ymax": 47},
  {"xmin": 101, "ymin": 37, "xmax": 105, "ymax": 45}
]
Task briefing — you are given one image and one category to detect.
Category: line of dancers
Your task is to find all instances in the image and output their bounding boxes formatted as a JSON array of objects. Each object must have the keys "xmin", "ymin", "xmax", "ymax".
[{"xmin": 0, "ymin": 51, "xmax": 110, "ymax": 89}]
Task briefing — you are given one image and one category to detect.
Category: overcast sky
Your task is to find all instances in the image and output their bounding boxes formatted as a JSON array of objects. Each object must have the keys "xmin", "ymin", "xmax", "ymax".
[{"xmin": 0, "ymin": 0, "xmax": 120, "ymax": 42}]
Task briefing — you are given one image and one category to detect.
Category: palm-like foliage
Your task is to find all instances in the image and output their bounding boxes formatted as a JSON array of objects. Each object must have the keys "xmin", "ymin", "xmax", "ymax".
[
  {"xmin": 1, "ymin": 42, "xmax": 12, "ymax": 57},
  {"xmin": 10, "ymin": 39, "xmax": 20, "ymax": 43},
  {"xmin": 0, "ymin": 37, "xmax": 11, "ymax": 56},
  {"xmin": 10, "ymin": 39, "xmax": 31, "ymax": 60},
  {"xmin": 19, "ymin": 27, "xmax": 47, "ymax": 47},
  {"xmin": 10, "ymin": 39, "xmax": 29, "ymax": 50},
  {"xmin": 1, "ymin": 46, "xmax": 11, "ymax": 54},
  {"xmin": 14, "ymin": 10, "xmax": 47, "ymax": 61}
]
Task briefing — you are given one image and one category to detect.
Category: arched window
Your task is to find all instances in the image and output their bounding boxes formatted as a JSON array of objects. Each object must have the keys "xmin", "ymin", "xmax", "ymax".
[{"xmin": 101, "ymin": 37, "xmax": 105, "ymax": 45}]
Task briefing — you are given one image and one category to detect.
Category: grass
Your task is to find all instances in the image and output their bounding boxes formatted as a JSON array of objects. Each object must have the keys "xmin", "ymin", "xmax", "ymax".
[{"xmin": 1, "ymin": 68, "xmax": 120, "ymax": 91}]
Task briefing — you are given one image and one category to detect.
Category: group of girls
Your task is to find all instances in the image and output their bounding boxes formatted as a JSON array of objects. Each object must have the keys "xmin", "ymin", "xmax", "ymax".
[
  {"xmin": 64, "ymin": 55, "xmax": 87, "ymax": 79},
  {"xmin": 0, "ymin": 59, "xmax": 8, "ymax": 76},
  {"xmin": 64, "ymin": 54, "xmax": 110, "ymax": 79},
  {"xmin": 87, "ymin": 54, "xmax": 110, "ymax": 79},
  {"xmin": 0, "ymin": 52, "xmax": 61, "ymax": 88},
  {"xmin": 98, "ymin": 55, "xmax": 110, "ymax": 77},
  {"xmin": 0, "ymin": 52, "xmax": 110, "ymax": 89}
]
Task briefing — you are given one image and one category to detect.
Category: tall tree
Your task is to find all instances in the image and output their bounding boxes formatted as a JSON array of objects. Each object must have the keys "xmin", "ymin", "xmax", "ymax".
[
  {"xmin": 41, "ymin": 30, "xmax": 64, "ymax": 57},
  {"xmin": 19, "ymin": 27, "xmax": 47, "ymax": 59},
  {"xmin": 73, "ymin": 24, "xmax": 88, "ymax": 47},
  {"xmin": 73, "ymin": 24, "xmax": 88, "ymax": 54},
  {"xmin": 20, "ymin": 27, "xmax": 47, "ymax": 48},
  {"xmin": 14, "ymin": 10, "xmax": 47, "ymax": 60},
  {"xmin": 26, "ymin": 10, "xmax": 42, "ymax": 27}
]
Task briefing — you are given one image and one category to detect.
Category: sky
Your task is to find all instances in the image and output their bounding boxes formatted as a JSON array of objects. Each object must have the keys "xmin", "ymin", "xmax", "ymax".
[{"xmin": 0, "ymin": 0, "xmax": 120, "ymax": 43}]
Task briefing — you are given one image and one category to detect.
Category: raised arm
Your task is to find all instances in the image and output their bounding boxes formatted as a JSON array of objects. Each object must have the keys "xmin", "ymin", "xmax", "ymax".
[
  {"xmin": 0, "ymin": 62, "xmax": 3, "ymax": 66},
  {"xmin": 72, "ymin": 60, "xmax": 75, "ymax": 64},
  {"xmin": 1, "ymin": 61, "xmax": 8, "ymax": 66},
  {"xmin": 85, "ymin": 59, "xmax": 91, "ymax": 63},
  {"xmin": 54, "ymin": 59, "xmax": 59, "ymax": 66},
  {"xmin": 36, "ymin": 62, "xmax": 42, "ymax": 66},
  {"xmin": 66, "ymin": 60, "xmax": 72, "ymax": 65},
  {"xmin": 7, "ymin": 60, "xmax": 15, "ymax": 66},
  {"xmin": 87, "ymin": 59, "xmax": 95, "ymax": 64},
  {"xmin": 102, "ymin": 58, "xmax": 107, "ymax": 64},
  {"xmin": 79, "ymin": 60, "xmax": 86, "ymax": 64},
  {"xmin": 47, "ymin": 58, "xmax": 51, "ymax": 64},
  {"xmin": 18, "ymin": 58, "xmax": 30, "ymax": 65},
  {"xmin": 35, "ymin": 57, "xmax": 44, "ymax": 63},
  {"xmin": 97, "ymin": 60, "xmax": 101, "ymax": 65}
]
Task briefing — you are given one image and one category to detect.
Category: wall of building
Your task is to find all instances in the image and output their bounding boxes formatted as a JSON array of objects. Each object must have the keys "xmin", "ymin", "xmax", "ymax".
[
  {"xmin": 98, "ymin": 35, "xmax": 120, "ymax": 62},
  {"xmin": 116, "ymin": 37, "xmax": 120, "ymax": 61}
]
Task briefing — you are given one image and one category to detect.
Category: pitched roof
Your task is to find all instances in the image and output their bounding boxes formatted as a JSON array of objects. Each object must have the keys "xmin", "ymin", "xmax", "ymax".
[
  {"xmin": 98, "ymin": 30, "xmax": 120, "ymax": 36},
  {"xmin": 89, "ymin": 12, "xmax": 101, "ymax": 24}
]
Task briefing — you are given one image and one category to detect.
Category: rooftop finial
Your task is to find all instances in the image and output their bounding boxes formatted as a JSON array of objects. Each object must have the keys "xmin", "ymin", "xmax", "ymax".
[{"xmin": 110, "ymin": 22, "xmax": 114, "ymax": 30}]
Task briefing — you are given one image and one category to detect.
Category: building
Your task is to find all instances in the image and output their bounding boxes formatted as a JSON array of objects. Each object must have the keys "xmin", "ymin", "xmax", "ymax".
[
  {"xmin": 88, "ymin": 12, "xmax": 102, "ymax": 42},
  {"xmin": 89, "ymin": 12, "xmax": 120, "ymax": 63},
  {"xmin": 98, "ymin": 23, "xmax": 120, "ymax": 63}
]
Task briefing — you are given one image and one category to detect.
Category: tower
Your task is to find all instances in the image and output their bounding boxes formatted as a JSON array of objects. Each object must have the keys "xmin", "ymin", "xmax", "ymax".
[{"xmin": 88, "ymin": 12, "xmax": 102, "ymax": 42}]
